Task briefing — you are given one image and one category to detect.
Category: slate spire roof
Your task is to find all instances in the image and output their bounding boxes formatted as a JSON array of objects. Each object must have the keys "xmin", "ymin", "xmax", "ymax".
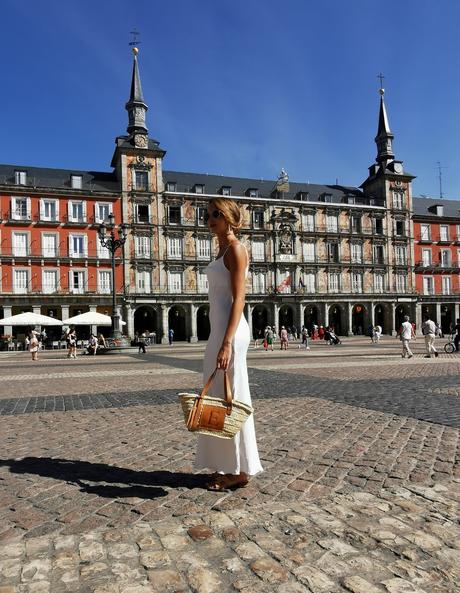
[
  {"xmin": 375, "ymin": 88, "xmax": 395, "ymax": 164},
  {"xmin": 125, "ymin": 48, "xmax": 148, "ymax": 136}
]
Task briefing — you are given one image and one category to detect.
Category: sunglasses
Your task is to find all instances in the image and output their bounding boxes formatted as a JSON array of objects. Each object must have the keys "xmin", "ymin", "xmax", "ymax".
[{"xmin": 204, "ymin": 209, "xmax": 222, "ymax": 222}]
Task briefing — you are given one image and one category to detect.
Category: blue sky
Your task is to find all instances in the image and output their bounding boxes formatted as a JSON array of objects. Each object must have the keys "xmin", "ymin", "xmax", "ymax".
[{"xmin": 2, "ymin": 0, "xmax": 460, "ymax": 198}]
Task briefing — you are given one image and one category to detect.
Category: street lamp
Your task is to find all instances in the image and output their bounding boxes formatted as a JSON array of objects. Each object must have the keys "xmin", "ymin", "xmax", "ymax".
[{"xmin": 97, "ymin": 213, "xmax": 127, "ymax": 339}]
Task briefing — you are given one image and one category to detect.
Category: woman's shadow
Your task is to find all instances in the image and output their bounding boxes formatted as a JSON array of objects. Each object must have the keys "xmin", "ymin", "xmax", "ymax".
[{"xmin": 0, "ymin": 457, "xmax": 209, "ymax": 499}]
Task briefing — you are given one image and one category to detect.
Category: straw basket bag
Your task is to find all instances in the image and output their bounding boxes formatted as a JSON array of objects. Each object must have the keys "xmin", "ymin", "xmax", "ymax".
[{"xmin": 179, "ymin": 368, "xmax": 253, "ymax": 439}]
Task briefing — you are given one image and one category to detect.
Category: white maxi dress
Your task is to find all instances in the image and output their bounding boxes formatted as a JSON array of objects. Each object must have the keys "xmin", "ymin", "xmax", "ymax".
[{"xmin": 195, "ymin": 250, "xmax": 263, "ymax": 476}]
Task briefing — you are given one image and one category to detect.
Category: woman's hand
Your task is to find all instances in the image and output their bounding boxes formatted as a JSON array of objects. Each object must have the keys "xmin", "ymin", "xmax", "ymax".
[{"xmin": 216, "ymin": 341, "xmax": 232, "ymax": 370}]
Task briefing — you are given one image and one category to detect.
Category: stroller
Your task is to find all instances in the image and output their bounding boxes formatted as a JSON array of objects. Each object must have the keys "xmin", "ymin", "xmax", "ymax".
[{"xmin": 325, "ymin": 328, "xmax": 341, "ymax": 345}]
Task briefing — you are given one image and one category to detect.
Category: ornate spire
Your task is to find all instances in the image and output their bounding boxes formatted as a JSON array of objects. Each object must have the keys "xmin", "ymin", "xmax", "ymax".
[
  {"xmin": 375, "ymin": 87, "xmax": 394, "ymax": 165},
  {"xmin": 125, "ymin": 47, "xmax": 148, "ymax": 136}
]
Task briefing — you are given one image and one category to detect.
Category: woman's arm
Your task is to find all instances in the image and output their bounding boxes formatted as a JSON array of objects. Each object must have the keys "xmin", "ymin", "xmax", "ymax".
[{"xmin": 216, "ymin": 242, "xmax": 248, "ymax": 370}]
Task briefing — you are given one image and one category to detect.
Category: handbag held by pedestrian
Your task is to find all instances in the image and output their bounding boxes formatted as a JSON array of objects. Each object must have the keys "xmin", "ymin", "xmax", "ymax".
[{"xmin": 179, "ymin": 368, "xmax": 253, "ymax": 439}]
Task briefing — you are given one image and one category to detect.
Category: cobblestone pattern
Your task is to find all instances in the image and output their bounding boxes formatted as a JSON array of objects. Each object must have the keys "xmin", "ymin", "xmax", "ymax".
[
  {"xmin": 3, "ymin": 364, "xmax": 460, "ymax": 429},
  {"xmin": 0, "ymin": 393, "xmax": 458, "ymax": 541},
  {"xmin": 0, "ymin": 483, "xmax": 459, "ymax": 592}
]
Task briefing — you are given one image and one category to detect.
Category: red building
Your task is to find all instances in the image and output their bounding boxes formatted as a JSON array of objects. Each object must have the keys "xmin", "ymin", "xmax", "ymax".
[
  {"xmin": 413, "ymin": 198, "xmax": 460, "ymax": 332},
  {"xmin": 0, "ymin": 167, "xmax": 123, "ymax": 339}
]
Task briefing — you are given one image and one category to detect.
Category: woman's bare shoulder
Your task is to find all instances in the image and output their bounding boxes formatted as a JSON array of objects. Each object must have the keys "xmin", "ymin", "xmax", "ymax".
[{"xmin": 225, "ymin": 241, "xmax": 248, "ymax": 269}]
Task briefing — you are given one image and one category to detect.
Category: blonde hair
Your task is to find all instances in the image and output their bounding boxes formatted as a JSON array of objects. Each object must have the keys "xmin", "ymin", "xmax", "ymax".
[{"xmin": 210, "ymin": 198, "xmax": 243, "ymax": 233}]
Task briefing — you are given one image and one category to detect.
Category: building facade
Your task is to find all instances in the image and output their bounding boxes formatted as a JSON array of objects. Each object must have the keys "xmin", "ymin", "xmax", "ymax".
[
  {"xmin": 0, "ymin": 48, "xmax": 457, "ymax": 342},
  {"xmin": 413, "ymin": 198, "xmax": 460, "ymax": 333}
]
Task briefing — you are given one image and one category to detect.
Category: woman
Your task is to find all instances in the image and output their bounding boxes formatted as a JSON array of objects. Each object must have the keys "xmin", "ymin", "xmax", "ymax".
[
  {"xmin": 195, "ymin": 198, "xmax": 263, "ymax": 491},
  {"xmin": 66, "ymin": 326, "xmax": 77, "ymax": 359},
  {"xmin": 28, "ymin": 328, "xmax": 39, "ymax": 361},
  {"xmin": 280, "ymin": 326, "xmax": 289, "ymax": 350}
]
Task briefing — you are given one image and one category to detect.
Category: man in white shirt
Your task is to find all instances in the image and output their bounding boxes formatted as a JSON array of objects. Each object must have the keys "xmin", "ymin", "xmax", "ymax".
[
  {"xmin": 400, "ymin": 315, "xmax": 415, "ymax": 359},
  {"xmin": 422, "ymin": 315, "xmax": 439, "ymax": 358}
]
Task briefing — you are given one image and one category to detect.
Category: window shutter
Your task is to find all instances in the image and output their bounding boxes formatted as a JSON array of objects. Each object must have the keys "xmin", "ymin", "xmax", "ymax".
[
  {"xmin": 39, "ymin": 199, "xmax": 44, "ymax": 220},
  {"xmin": 55, "ymin": 200, "xmax": 59, "ymax": 221},
  {"xmin": 82, "ymin": 201, "xmax": 87, "ymax": 220},
  {"xmin": 68, "ymin": 236, "xmax": 73, "ymax": 257},
  {"xmin": 84, "ymin": 235, "xmax": 88, "ymax": 257}
]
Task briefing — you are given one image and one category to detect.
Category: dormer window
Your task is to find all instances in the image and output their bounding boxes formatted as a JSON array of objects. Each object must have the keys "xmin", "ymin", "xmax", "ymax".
[
  {"xmin": 428, "ymin": 204, "xmax": 444, "ymax": 217},
  {"xmin": 166, "ymin": 182, "xmax": 177, "ymax": 192},
  {"xmin": 71, "ymin": 175, "xmax": 83, "ymax": 190},
  {"xmin": 320, "ymin": 193, "xmax": 333, "ymax": 203},
  {"xmin": 15, "ymin": 171, "xmax": 27, "ymax": 186},
  {"xmin": 296, "ymin": 191, "xmax": 309, "ymax": 201},
  {"xmin": 221, "ymin": 186, "xmax": 231, "ymax": 196},
  {"xmin": 194, "ymin": 184, "xmax": 204, "ymax": 194},
  {"xmin": 247, "ymin": 188, "xmax": 258, "ymax": 198}
]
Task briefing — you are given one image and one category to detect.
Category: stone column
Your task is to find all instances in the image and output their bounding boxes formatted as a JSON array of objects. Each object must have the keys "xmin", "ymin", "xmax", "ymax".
[
  {"xmin": 370, "ymin": 301, "xmax": 375, "ymax": 326},
  {"xmin": 391, "ymin": 302, "xmax": 397, "ymax": 336},
  {"xmin": 61, "ymin": 305, "xmax": 70, "ymax": 323},
  {"xmin": 126, "ymin": 306, "xmax": 135, "ymax": 340},
  {"xmin": 161, "ymin": 304, "xmax": 169, "ymax": 344},
  {"xmin": 190, "ymin": 304, "xmax": 198, "ymax": 343},
  {"xmin": 323, "ymin": 302, "xmax": 329, "ymax": 328},
  {"xmin": 89, "ymin": 305, "xmax": 98, "ymax": 337},
  {"xmin": 298, "ymin": 302, "xmax": 304, "ymax": 330},
  {"xmin": 455, "ymin": 303, "xmax": 460, "ymax": 327},
  {"xmin": 246, "ymin": 303, "xmax": 253, "ymax": 339},
  {"xmin": 415, "ymin": 302, "xmax": 422, "ymax": 335},
  {"xmin": 347, "ymin": 302, "xmax": 353, "ymax": 336},
  {"xmin": 273, "ymin": 302, "xmax": 279, "ymax": 330},
  {"xmin": 435, "ymin": 302, "xmax": 441, "ymax": 327},
  {"xmin": 3, "ymin": 305, "xmax": 12, "ymax": 339}
]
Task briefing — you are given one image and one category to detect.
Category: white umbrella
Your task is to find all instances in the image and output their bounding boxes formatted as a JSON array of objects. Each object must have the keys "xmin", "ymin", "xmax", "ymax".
[
  {"xmin": 63, "ymin": 312, "xmax": 126, "ymax": 326},
  {"xmin": 0, "ymin": 312, "xmax": 63, "ymax": 326},
  {"xmin": 63, "ymin": 312, "xmax": 112, "ymax": 326}
]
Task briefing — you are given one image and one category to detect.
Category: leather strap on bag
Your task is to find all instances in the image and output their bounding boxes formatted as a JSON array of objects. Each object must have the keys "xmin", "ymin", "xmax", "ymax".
[{"xmin": 186, "ymin": 368, "xmax": 233, "ymax": 431}]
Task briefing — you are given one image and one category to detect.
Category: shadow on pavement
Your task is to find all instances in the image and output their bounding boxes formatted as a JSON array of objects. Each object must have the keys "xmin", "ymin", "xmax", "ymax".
[{"xmin": 0, "ymin": 457, "xmax": 209, "ymax": 499}]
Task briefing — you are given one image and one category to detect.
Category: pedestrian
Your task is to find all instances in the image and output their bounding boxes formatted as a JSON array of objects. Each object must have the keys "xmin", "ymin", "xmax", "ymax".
[
  {"xmin": 372, "ymin": 324, "xmax": 382, "ymax": 343},
  {"xmin": 368, "ymin": 324, "xmax": 374, "ymax": 342},
  {"xmin": 265, "ymin": 326, "xmax": 274, "ymax": 351},
  {"xmin": 98, "ymin": 333, "xmax": 107, "ymax": 348},
  {"xmin": 88, "ymin": 333, "xmax": 98, "ymax": 356},
  {"xmin": 196, "ymin": 197, "xmax": 263, "ymax": 491},
  {"xmin": 168, "ymin": 328, "xmax": 174, "ymax": 346},
  {"xmin": 280, "ymin": 326, "xmax": 289, "ymax": 350},
  {"xmin": 318, "ymin": 325, "xmax": 325, "ymax": 340},
  {"xmin": 291, "ymin": 324, "xmax": 298, "ymax": 340},
  {"xmin": 66, "ymin": 326, "xmax": 77, "ymax": 359},
  {"xmin": 454, "ymin": 318, "xmax": 460, "ymax": 352},
  {"xmin": 399, "ymin": 315, "xmax": 415, "ymax": 359},
  {"xmin": 28, "ymin": 328, "xmax": 39, "ymax": 361},
  {"xmin": 39, "ymin": 328, "xmax": 47, "ymax": 349},
  {"xmin": 253, "ymin": 329, "xmax": 262, "ymax": 349},
  {"xmin": 298, "ymin": 326, "xmax": 310, "ymax": 350},
  {"xmin": 422, "ymin": 316, "xmax": 439, "ymax": 358},
  {"xmin": 135, "ymin": 332, "xmax": 146, "ymax": 354}
]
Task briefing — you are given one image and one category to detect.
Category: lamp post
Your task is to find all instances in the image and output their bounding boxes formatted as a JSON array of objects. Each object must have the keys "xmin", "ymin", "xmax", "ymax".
[{"xmin": 97, "ymin": 213, "xmax": 127, "ymax": 339}]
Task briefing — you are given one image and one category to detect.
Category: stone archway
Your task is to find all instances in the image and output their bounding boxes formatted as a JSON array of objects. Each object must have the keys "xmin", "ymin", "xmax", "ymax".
[
  {"xmin": 396, "ymin": 304, "xmax": 410, "ymax": 331},
  {"xmin": 304, "ymin": 305, "xmax": 319, "ymax": 333},
  {"xmin": 169, "ymin": 305, "xmax": 187, "ymax": 341},
  {"xmin": 328, "ymin": 304, "xmax": 343, "ymax": 335},
  {"xmin": 278, "ymin": 305, "xmax": 294, "ymax": 332},
  {"xmin": 352, "ymin": 304, "xmax": 365, "ymax": 336},
  {"xmin": 441, "ymin": 304, "xmax": 454, "ymax": 334},
  {"xmin": 197, "ymin": 305, "xmax": 210, "ymax": 341},
  {"xmin": 374, "ymin": 303, "xmax": 388, "ymax": 333},
  {"xmin": 252, "ymin": 305, "xmax": 268, "ymax": 340},
  {"xmin": 134, "ymin": 306, "xmax": 158, "ymax": 340}
]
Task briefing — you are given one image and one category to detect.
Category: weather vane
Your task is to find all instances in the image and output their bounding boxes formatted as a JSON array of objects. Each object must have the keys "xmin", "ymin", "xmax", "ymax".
[{"xmin": 129, "ymin": 29, "xmax": 141, "ymax": 48}]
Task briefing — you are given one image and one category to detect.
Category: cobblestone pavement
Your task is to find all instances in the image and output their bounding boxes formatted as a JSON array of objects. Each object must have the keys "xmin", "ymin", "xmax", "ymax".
[{"xmin": 0, "ymin": 338, "xmax": 459, "ymax": 592}]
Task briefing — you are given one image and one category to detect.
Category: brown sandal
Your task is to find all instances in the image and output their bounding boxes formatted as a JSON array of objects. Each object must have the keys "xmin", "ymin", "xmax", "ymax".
[{"xmin": 206, "ymin": 475, "xmax": 249, "ymax": 492}]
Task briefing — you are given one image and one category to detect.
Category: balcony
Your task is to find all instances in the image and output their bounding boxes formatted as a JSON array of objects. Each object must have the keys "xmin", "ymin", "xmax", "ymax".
[
  {"xmin": 35, "ymin": 214, "xmax": 60, "ymax": 226},
  {"xmin": 63, "ymin": 215, "xmax": 88, "ymax": 227},
  {"xmin": 7, "ymin": 210, "xmax": 32, "ymax": 225}
]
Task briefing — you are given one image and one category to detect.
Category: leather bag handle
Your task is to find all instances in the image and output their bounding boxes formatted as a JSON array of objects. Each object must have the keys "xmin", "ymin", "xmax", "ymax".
[{"xmin": 187, "ymin": 368, "xmax": 233, "ymax": 430}]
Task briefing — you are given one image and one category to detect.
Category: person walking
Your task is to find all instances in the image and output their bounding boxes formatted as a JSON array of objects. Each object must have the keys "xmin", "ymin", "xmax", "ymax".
[
  {"xmin": 454, "ymin": 318, "xmax": 460, "ymax": 352},
  {"xmin": 135, "ymin": 332, "xmax": 146, "ymax": 354},
  {"xmin": 298, "ymin": 326, "xmax": 310, "ymax": 350},
  {"xmin": 280, "ymin": 326, "xmax": 289, "ymax": 350},
  {"xmin": 196, "ymin": 197, "xmax": 263, "ymax": 491},
  {"xmin": 400, "ymin": 315, "xmax": 415, "ymax": 359},
  {"xmin": 422, "ymin": 316, "xmax": 439, "ymax": 358},
  {"xmin": 373, "ymin": 324, "xmax": 382, "ymax": 343},
  {"xmin": 66, "ymin": 326, "xmax": 77, "ymax": 359},
  {"xmin": 265, "ymin": 326, "xmax": 274, "ymax": 351},
  {"xmin": 28, "ymin": 328, "xmax": 39, "ymax": 361},
  {"xmin": 168, "ymin": 328, "xmax": 174, "ymax": 346}
]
